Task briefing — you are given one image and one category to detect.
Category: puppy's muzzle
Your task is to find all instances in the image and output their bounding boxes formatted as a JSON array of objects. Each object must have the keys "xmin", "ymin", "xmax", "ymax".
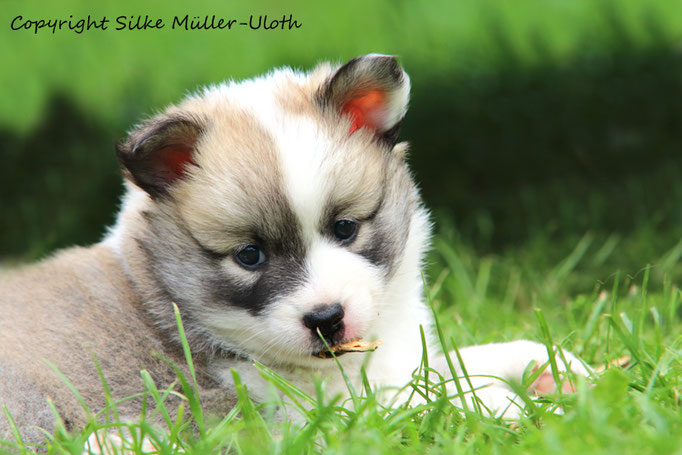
[{"xmin": 303, "ymin": 303, "xmax": 345, "ymax": 345}]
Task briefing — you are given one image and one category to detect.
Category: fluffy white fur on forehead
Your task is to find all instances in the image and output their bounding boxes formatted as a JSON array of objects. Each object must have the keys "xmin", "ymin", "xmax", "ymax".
[
  {"xmin": 223, "ymin": 75, "xmax": 342, "ymax": 242},
  {"xmin": 174, "ymin": 65, "xmax": 388, "ymax": 248},
  {"xmin": 275, "ymin": 118, "xmax": 378, "ymax": 243}
]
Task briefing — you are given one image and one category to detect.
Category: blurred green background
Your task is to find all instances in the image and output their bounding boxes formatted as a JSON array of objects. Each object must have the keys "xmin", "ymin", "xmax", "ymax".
[{"xmin": 2, "ymin": 0, "xmax": 682, "ymax": 288}]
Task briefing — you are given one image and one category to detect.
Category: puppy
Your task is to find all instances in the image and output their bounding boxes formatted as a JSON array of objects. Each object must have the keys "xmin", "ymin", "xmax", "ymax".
[{"xmin": 0, "ymin": 54, "xmax": 589, "ymax": 446}]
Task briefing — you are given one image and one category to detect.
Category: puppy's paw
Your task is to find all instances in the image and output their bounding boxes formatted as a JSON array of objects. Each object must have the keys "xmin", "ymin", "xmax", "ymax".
[
  {"xmin": 473, "ymin": 344, "xmax": 590, "ymax": 418},
  {"xmin": 521, "ymin": 344, "xmax": 592, "ymax": 396},
  {"xmin": 445, "ymin": 340, "xmax": 592, "ymax": 418},
  {"xmin": 532, "ymin": 369, "xmax": 577, "ymax": 394},
  {"xmin": 530, "ymin": 360, "xmax": 587, "ymax": 395}
]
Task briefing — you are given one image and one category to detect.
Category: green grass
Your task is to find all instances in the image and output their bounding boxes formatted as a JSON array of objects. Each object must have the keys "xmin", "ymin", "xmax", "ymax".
[
  {"xmin": 1, "ymin": 228, "xmax": 680, "ymax": 455},
  {"xmin": 2, "ymin": 0, "xmax": 682, "ymax": 132}
]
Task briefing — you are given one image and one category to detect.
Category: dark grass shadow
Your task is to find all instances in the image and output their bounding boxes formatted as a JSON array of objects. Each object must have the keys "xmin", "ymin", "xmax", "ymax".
[
  {"xmin": 0, "ymin": 94, "xmax": 123, "ymax": 259},
  {"xmin": 404, "ymin": 6, "xmax": 682, "ymax": 249}
]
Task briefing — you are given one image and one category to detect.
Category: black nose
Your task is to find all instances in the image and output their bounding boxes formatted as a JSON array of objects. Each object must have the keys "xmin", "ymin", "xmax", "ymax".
[{"xmin": 303, "ymin": 303, "xmax": 345, "ymax": 343}]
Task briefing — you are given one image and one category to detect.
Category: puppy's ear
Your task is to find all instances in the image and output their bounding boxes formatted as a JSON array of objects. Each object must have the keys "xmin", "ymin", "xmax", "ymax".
[
  {"xmin": 116, "ymin": 114, "xmax": 204, "ymax": 198},
  {"xmin": 318, "ymin": 54, "xmax": 410, "ymax": 146}
]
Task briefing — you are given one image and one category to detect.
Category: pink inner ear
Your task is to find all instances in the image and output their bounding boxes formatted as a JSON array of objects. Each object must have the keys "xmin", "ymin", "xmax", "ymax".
[
  {"xmin": 160, "ymin": 145, "xmax": 195, "ymax": 181},
  {"xmin": 341, "ymin": 90, "xmax": 387, "ymax": 134}
]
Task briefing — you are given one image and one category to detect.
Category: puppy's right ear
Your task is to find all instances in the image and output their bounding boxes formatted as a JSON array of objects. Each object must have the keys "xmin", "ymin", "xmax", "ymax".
[{"xmin": 116, "ymin": 114, "xmax": 204, "ymax": 199}]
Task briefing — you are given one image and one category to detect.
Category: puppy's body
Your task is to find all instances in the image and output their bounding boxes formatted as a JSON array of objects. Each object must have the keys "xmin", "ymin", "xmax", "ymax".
[
  {"xmin": 0, "ymin": 55, "xmax": 588, "ymax": 445},
  {"xmin": 0, "ymin": 245, "xmax": 196, "ymax": 443}
]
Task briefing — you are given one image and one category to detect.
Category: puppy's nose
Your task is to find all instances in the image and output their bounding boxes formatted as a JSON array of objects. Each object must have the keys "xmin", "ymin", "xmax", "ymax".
[{"xmin": 303, "ymin": 303, "xmax": 345, "ymax": 343}]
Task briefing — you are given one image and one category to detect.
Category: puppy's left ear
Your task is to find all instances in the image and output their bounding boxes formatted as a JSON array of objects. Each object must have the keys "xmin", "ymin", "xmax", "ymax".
[{"xmin": 318, "ymin": 54, "xmax": 410, "ymax": 146}]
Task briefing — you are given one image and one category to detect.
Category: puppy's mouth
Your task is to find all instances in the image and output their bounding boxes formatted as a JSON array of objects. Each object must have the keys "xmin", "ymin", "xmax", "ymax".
[{"xmin": 314, "ymin": 338, "xmax": 383, "ymax": 359}]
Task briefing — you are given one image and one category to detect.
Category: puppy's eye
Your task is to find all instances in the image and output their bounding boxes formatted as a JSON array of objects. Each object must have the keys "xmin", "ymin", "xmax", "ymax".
[
  {"xmin": 235, "ymin": 245, "xmax": 265, "ymax": 269},
  {"xmin": 334, "ymin": 220, "xmax": 358, "ymax": 242}
]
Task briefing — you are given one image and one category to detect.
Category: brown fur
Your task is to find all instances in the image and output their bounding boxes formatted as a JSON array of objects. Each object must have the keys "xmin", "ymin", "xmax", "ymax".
[
  {"xmin": 173, "ymin": 107, "xmax": 289, "ymax": 253},
  {"xmin": 273, "ymin": 62, "xmax": 334, "ymax": 116},
  {"xmin": 0, "ymin": 245, "xmax": 231, "ymax": 444}
]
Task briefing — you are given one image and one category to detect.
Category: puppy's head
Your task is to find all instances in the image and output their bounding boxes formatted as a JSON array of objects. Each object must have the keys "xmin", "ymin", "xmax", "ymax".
[{"xmin": 116, "ymin": 54, "xmax": 427, "ymax": 367}]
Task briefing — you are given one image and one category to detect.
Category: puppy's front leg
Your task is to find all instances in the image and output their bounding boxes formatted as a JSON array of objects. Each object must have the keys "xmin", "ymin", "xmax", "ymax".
[{"xmin": 430, "ymin": 340, "xmax": 591, "ymax": 418}]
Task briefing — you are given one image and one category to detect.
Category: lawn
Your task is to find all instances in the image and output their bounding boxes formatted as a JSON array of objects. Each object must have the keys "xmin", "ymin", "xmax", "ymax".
[{"xmin": 1, "ymin": 225, "xmax": 680, "ymax": 454}]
